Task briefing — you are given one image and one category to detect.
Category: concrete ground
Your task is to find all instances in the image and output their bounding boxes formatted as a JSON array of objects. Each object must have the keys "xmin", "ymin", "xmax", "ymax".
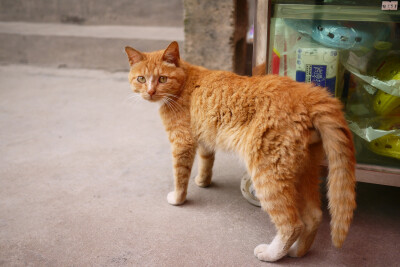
[{"xmin": 0, "ymin": 64, "xmax": 399, "ymax": 266}]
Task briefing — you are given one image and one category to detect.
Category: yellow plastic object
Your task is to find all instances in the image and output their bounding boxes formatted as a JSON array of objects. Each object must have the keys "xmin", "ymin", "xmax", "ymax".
[
  {"xmin": 375, "ymin": 56, "xmax": 400, "ymax": 81},
  {"xmin": 369, "ymin": 118, "xmax": 400, "ymax": 160},
  {"xmin": 373, "ymin": 91, "xmax": 400, "ymax": 116},
  {"xmin": 373, "ymin": 56, "xmax": 400, "ymax": 115}
]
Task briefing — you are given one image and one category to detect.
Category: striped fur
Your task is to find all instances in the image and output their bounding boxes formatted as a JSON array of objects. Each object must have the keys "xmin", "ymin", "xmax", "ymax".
[{"xmin": 125, "ymin": 42, "xmax": 356, "ymax": 262}]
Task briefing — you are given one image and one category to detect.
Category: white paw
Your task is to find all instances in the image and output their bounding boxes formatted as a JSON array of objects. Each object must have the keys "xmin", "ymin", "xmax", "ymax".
[
  {"xmin": 254, "ymin": 244, "xmax": 269, "ymax": 257},
  {"xmin": 254, "ymin": 238, "xmax": 286, "ymax": 262},
  {"xmin": 254, "ymin": 243, "xmax": 280, "ymax": 262},
  {"xmin": 167, "ymin": 191, "xmax": 186, "ymax": 206}
]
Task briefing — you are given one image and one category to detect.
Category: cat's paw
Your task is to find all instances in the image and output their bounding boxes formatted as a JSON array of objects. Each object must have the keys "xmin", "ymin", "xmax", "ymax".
[
  {"xmin": 254, "ymin": 243, "xmax": 285, "ymax": 262},
  {"xmin": 194, "ymin": 175, "xmax": 212, "ymax": 188},
  {"xmin": 167, "ymin": 191, "xmax": 186, "ymax": 206},
  {"xmin": 254, "ymin": 244, "xmax": 271, "ymax": 261}
]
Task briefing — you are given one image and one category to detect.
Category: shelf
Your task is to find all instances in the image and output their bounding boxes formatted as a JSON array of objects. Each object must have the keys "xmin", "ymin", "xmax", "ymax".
[
  {"xmin": 321, "ymin": 163, "xmax": 400, "ymax": 187},
  {"xmin": 356, "ymin": 164, "xmax": 400, "ymax": 187},
  {"xmin": 273, "ymin": 4, "xmax": 400, "ymax": 22}
]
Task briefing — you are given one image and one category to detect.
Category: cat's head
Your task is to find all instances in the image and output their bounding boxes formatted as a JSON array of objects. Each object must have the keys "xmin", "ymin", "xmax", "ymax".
[{"xmin": 125, "ymin": 41, "xmax": 186, "ymax": 102}]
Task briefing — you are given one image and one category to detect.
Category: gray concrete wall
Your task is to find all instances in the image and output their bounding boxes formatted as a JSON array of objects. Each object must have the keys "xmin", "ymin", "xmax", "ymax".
[{"xmin": 183, "ymin": 0, "xmax": 248, "ymax": 74}]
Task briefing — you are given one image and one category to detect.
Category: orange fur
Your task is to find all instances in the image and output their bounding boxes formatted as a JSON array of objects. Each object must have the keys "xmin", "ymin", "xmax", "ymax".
[{"xmin": 125, "ymin": 42, "xmax": 356, "ymax": 262}]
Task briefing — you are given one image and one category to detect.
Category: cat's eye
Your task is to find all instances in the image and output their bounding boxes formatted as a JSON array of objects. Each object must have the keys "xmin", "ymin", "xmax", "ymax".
[
  {"xmin": 137, "ymin": 76, "xmax": 146, "ymax": 83},
  {"xmin": 159, "ymin": 76, "xmax": 167, "ymax": 83}
]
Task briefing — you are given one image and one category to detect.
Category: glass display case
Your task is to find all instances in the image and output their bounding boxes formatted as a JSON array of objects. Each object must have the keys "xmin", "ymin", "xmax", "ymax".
[{"xmin": 253, "ymin": 0, "xmax": 400, "ymax": 186}]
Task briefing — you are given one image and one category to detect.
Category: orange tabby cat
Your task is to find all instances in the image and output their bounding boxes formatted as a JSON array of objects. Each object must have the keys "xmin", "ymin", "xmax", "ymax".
[{"xmin": 125, "ymin": 42, "xmax": 356, "ymax": 262}]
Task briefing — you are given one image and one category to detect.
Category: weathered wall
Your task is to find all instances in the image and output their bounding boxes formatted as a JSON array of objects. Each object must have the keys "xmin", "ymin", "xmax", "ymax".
[{"xmin": 183, "ymin": 0, "xmax": 248, "ymax": 74}]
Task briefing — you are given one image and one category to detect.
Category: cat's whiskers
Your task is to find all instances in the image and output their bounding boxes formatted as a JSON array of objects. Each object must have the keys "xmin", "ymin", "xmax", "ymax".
[
  {"xmin": 162, "ymin": 97, "xmax": 178, "ymax": 118},
  {"xmin": 158, "ymin": 93, "xmax": 176, "ymax": 107},
  {"xmin": 163, "ymin": 93, "xmax": 179, "ymax": 99},
  {"xmin": 164, "ymin": 96, "xmax": 185, "ymax": 116},
  {"xmin": 124, "ymin": 93, "xmax": 142, "ymax": 104},
  {"xmin": 165, "ymin": 97, "xmax": 179, "ymax": 116},
  {"xmin": 170, "ymin": 100, "xmax": 184, "ymax": 113},
  {"xmin": 160, "ymin": 93, "xmax": 184, "ymax": 113}
]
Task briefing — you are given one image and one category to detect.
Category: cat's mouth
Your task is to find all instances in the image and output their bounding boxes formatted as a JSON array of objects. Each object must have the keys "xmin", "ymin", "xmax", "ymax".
[{"xmin": 144, "ymin": 94, "xmax": 162, "ymax": 102}]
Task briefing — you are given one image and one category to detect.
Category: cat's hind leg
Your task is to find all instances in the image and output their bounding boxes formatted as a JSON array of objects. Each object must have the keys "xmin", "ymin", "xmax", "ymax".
[
  {"xmin": 194, "ymin": 144, "xmax": 215, "ymax": 187},
  {"xmin": 252, "ymin": 166, "xmax": 304, "ymax": 262},
  {"xmin": 289, "ymin": 144, "xmax": 323, "ymax": 257},
  {"xmin": 288, "ymin": 199, "xmax": 322, "ymax": 258},
  {"xmin": 288, "ymin": 184, "xmax": 322, "ymax": 258}
]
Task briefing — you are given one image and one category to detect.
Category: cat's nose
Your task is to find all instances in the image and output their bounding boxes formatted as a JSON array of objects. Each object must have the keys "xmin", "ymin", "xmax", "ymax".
[{"xmin": 148, "ymin": 89, "xmax": 156, "ymax": 96}]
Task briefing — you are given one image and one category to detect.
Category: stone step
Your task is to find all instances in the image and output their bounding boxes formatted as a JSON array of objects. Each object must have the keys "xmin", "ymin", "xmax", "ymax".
[
  {"xmin": 0, "ymin": 22, "xmax": 184, "ymax": 71},
  {"xmin": 0, "ymin": 0, "xmax": 183, "ymax": 27}
]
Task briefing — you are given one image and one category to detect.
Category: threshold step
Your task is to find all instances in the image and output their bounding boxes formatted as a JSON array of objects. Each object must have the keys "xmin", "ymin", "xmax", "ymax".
[
  {"xmin": 0, "ymin": 22, "xmax": 184, "ymax": 71},
  {"xmin": 0, "ymin": 21, "xmax": 184, "ymax": 41}
]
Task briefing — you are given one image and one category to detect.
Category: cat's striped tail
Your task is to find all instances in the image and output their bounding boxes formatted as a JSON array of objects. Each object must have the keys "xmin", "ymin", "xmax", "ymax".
[{"xmin": 310, "ymin": 89, "xmax": 356, "ymax": 248}]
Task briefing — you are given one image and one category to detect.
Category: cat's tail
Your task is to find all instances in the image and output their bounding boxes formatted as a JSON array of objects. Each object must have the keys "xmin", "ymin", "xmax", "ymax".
[{"xmin": 310, "ymin": 89, "xmax": 356, "ymax": 248}]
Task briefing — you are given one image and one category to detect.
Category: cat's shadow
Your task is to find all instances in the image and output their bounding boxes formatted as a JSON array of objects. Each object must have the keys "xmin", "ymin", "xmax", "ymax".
[{"xmin": 186, "ymin": 179, "xmax": 256, "ymax": 210}]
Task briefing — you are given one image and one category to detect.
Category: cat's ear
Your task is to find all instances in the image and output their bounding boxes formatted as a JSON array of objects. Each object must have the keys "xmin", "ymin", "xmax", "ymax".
[
  {"xmin": 162, "ymin": 41, "xmax": 180, "ymax": 66},
  {"xmin": 125, "ymin": 46, "xmax": 145, "ymax": 66}
]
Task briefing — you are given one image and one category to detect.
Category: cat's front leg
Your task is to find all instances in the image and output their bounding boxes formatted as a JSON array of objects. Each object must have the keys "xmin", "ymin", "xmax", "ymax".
[
  {"xmin": 195, "ymin": 144, "xmax": 215, "ymax": 188},
  {"xmin": 167, "ymin": 141, "xmax": 196, "ymax": 206}
]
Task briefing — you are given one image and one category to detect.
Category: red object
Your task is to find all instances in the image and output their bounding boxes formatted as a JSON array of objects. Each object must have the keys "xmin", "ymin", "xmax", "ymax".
[{"xmin": 272, "ymin": 48, "xmax": 280, "ymax": 75}]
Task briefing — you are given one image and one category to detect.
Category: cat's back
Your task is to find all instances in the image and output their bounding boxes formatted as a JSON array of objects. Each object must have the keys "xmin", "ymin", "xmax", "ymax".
[
  {"xmin": 189, "ymin": 69, "xmax": 329, "ymax": 151},
  {"xmin": 191, "ymin": 71, "xmax": 317, "ymax": 115}
]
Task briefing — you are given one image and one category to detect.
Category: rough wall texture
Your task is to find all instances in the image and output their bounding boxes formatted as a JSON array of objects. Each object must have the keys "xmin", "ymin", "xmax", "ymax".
[{"xmin": 183, "ymin": 0, "xmax": 248, "ymax": 74}]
